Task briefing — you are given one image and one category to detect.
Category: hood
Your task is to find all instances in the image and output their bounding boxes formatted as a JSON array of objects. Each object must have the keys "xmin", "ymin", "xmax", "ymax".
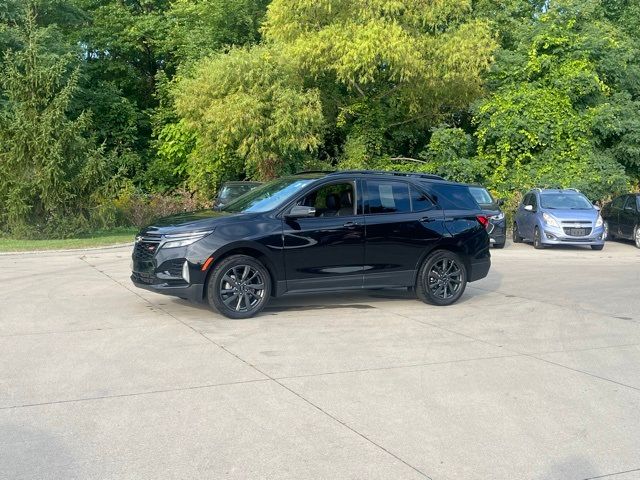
[
  {"xmin": 542, "ymin": 208, "xmax": 599, "ymax": 221},
  {"xmin": 140, "ymin": 209, "xmax": 241, "ymax": 236}
]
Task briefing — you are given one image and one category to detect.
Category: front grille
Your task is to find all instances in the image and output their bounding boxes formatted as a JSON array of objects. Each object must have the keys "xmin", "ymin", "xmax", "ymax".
[
  {"xmin": 131, "ymin": 271, "xmax": 156, "ymax": 285},
  {"xmin": 563, "ymin": 227, "xmax": 592, "ymax": 237},
  {"xmin": 134, "ymin": 237, "xmax": 161, "ymax": 261}
]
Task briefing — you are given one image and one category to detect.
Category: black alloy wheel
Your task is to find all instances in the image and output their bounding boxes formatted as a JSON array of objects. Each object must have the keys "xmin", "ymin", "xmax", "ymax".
[
  {"xmin": 635, "ymin": 225, "xmax": 640, "ymax": 249},
  {"xmin": 416, "ymin": 250, "xmax": 467, "ymax": 306},
  {"xmin": 512, "ymin": 223, "xmax": 523, "ymax": 243},
  {"xmin": 208, "ymin": 254, "xmax": 271, "ymax": 319},
  {"xmin": 603, "ymin": 220, "xmax": 611, "ymax": 240}
]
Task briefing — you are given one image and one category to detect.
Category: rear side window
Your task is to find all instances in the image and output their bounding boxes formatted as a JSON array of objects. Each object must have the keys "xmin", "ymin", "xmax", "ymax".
[
  {"xmin": 410, "ymin": 186, "xmax": 436, "ymax": 212},
  {"xmin": 427, "ymin": 183, "xmax": 480, "ymax": 211},
  {"xmin": 366, "ymin": 180, "xmax": 411, "ymax": 214}
]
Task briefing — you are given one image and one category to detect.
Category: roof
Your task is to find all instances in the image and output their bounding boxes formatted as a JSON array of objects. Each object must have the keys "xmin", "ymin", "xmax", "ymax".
[{"xmin": 295, "ymin": 170, "xmax": 445, "ymax": 181}]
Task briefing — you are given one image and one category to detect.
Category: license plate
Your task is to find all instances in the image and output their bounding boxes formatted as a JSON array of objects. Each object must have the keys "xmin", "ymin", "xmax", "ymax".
[{"xmin": 570, "ymin": 228, "xmax": 586, "ymax": 236}]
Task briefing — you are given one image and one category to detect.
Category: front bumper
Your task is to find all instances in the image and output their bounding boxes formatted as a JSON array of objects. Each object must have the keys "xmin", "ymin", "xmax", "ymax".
[
  {"xmin": 131, "ymin": 276, "xmax": 205, "ymax": 302},
  {"xmin": 488, "ymin": 219, "xmax": 506, "ymax": 245},
  {"xmin": 540, "ymin": 224, "xmax": 605, "ymax": 246}
]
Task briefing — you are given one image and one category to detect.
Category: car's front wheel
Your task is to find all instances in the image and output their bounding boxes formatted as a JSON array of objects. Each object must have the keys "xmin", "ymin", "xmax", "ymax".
[
  {"xmin": 416, "ymin": 250, "xmax": 467, "ymax": 306},
  {"xmin": 207, "ymin": 255, "xmax": 271, "ymax": 319},
  {"xmin": 533, "ymin": 227, "xmax": 545, "ymax": 249},
  {"xmin": 512, "ymin": 223, "xmax": 523, "ymax": 243},
  {"xmin": 603, "ymin": 220, "xmax": 613, "ymax": 240},
  {"xmin": 635, "ymin": 225, "xmax": 640, "ymax": 249}
]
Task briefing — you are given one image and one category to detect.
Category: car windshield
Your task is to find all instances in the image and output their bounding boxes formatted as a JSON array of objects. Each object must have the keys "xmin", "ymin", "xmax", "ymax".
[
  {"xmin": 218, "ymin": 184, "xmax": 254, "ymax": 200},
  {"xmin": 540, "ymin": 192, "xmax": 593, "ymax": 209},
  {"xmin": 223, "ymin": 177, "xmax": 316, "ymax": 213},
  {"xmin": 469, "ymin": 187, "xmax": 494, "ymax": 205}
]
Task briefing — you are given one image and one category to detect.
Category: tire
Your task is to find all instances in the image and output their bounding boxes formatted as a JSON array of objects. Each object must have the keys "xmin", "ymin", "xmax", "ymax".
[
  {"xmin": 603, "ymin": 221, "xmax": 614, "ymax": 241},
  {"xmin": 533, "ymin": 226, "xmax": 545, "ymax": 249},
  {"xmin": 512, "ymin": 223, "xmax": 523, "ymax": 243},
  {"xmin": 635, "ymin": 225, "xmax": 640, "ymax": 249},
  {"xmin": 493, "ymin": 240, "xmax": 506, "ymax": 249},
  {"xmin": 591, "ymin": 245, "xmax": 604, "ymax": 251},
  {"xmin": 207, "ymin": 254, "xmax": 271, "ymax": 319},
  {"xmin": 416, "ymin": 250, "xmax": 467, "ymax": 306}
]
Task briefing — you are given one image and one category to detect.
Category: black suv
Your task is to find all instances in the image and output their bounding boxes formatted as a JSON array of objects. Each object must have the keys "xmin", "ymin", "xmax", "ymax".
[
  {"xmin": 131, "ymin": 171, "xmax": 491, "ymax": 319},
  {"xmin": 602, "ymin": 193, "xmax": 640, "ymax": 248}
]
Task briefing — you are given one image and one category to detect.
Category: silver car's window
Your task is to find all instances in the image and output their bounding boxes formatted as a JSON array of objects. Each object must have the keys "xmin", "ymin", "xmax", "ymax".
[{"xmin": 540, "ymin": 193, "xmax": 592, "ymax": 210}]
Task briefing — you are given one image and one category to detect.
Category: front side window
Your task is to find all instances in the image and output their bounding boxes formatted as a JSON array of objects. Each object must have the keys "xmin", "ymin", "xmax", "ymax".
[
  {"xmin": 612, "ymin": 196, "xmax": 626, "ymax": 209},
  {"xmin": 296, "ymin": 182, "xmax": 356, "ymax": 217},
  {"xmin": 540, "ymin": 193, "xmax": 592, "ymax": 210},
  {"xmin": 624, "ymin": 196, "xmax": 638, "ymax": 212},
  {"xmin": 366, "ymin": 181, "xmax": 411, "ymax": 214}
]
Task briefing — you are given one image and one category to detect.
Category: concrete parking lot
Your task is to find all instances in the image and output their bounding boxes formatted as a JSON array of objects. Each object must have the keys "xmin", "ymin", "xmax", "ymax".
[{"xmin": 1, "ymin": 241, "xmax": 640, "ymax": 480}]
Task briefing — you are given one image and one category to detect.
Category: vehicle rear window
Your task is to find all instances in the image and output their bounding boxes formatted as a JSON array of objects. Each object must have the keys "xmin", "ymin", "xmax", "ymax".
[
  {"xmin": 366, "ymin": 180, "xmax": 411, "ymax": 214},
  {"xmin": 410, "ymin": 186, "xmax": 436, "ymax": 211},
  {"xmin": 426, "ymin": 183, "xmax": 480, "ymax": 211},
  {"xmin": 469, "ymin": 187, "xmax": 493, "ymax": 205}
]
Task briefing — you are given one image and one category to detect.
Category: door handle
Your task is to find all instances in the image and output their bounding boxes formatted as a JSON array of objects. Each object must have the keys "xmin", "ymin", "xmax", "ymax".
[
  {"xmin": 420, "ymin": 217, "xmax": 436, "ymax": 223},
  {"xmin": 343, "ymin": 221, "xmax": 358, "ymax": 228}
]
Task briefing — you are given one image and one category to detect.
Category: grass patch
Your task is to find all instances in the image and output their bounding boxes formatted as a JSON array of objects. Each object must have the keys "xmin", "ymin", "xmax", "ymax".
[{"xmin": 0, "ymin": 227, "xmax": 138, "ymax": 252}]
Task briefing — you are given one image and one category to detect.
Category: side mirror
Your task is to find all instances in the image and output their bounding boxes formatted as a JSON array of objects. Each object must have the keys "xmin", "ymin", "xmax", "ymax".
[
  {"xmin": 524, "ymin": 205, "xmax": 534, "ymax": 212},
  {"xmin": 286, "ymin": 205, "xmax": 316, "ymax": 219},
  {"xmin": 594, "ymin": 205, "xmax": 601, "ymax": 211},
  {"xmin": 497, "ymin": 198, "xmax": 505, "ymax": 207}
]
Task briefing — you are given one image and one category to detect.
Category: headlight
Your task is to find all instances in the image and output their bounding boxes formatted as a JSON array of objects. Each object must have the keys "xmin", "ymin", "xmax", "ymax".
[
  {"xmin": 542, "ymin": 213, "xmax": 560, "ymax": 228},
  {"xmin": 161, "ymin": 230, "xmax": 213, "ymax": 249},
  {"xmin": 490, "ymin": 212, "xmax": 505, "ymax": 221},
  {"xmin": 595, "ymin": 215, "xmax": 603, "ymax": 227}
]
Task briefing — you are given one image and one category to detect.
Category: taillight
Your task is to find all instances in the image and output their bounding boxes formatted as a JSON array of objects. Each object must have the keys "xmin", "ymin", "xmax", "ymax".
[{"xmin": 476, "ymin": 215, "xmax": 490, "ymax": 229}]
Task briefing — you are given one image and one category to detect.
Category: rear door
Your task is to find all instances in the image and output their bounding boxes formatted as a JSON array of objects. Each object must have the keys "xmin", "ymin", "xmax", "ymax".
[{"xmin": 362, "ymin": 180, "xmax": 446, "ymax": 288}]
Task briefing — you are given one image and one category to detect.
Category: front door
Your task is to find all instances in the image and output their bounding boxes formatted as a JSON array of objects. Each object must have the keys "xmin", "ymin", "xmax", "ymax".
[
  {"xmin": 282, "ymin": 180, "xmax": 365, "ymax": 292},
  {"xmin": 620, "ymin": 196, "xmax": 638, "ymax": 238}
]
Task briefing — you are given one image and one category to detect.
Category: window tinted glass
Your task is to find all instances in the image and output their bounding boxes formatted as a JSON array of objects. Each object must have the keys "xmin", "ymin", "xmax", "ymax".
[
  {"xmin": 612, "ymin": 196, "xmax": 626, "ymax": 209},
  {"xmin": 410, "ymin": 186, "xmax": 435, "ymax": 211},
  {"xmin": 296, "ymin": 182, "xmax": 355, "ymax": 217},
  {"xmin": 531, "ymin": 193, "xmax": 538, "ymax": 208},
  {"xmin": 624, "ymin": 196, "xmax": 637, "ymax": 211},
  {"xmin": 469, "ymin": 187, "xmax": 493, "ymax": 205},
  {"xmin": 367, "ymin": 181, "xmax": 411, "ymax": 214},
  {"xmin": 427, "ymin": 183, "xmax": 480, "ymax": 211},
  {"xmin": 522, "ymin": 194, "xmax": 532, "ymax": 206}
]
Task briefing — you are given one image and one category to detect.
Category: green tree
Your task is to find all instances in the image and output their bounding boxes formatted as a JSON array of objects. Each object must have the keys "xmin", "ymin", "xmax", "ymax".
[
  {"xmin": 474, "ymin": 0, "xmax": 637, "ymax": 199},
  {"xmin": 0, "ymin": 10, "xmax": 106, "ymax": 237}
]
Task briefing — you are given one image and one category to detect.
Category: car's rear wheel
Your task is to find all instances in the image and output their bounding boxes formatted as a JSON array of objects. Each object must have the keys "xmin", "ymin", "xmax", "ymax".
[
  {"xmin": 635, "ymin": 225, "xmax": 640, "ymax": 249},
  {"xmin": 416, "ymin": 250, "xmax": 467, "ymax": 306},
  {"xmin": 512, "ymin": 223, "xmax": 523, "ymax": 243},
  {"xmin": 207, "ymin": 255, "xmax": 271, "ymax": 319},
  {"xmin": 493, "ymin": 240, "xmax": 506, "ymax": 249},
  {"xmin": 533, "ymin": 227, "xmax": 545, "ymax": 249}
]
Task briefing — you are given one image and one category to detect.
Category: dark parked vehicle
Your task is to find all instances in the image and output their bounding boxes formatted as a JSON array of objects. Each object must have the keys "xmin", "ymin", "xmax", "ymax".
[
  {"xmin": 469, "ymin": 185, "xmax": 506, "ymax": 248},
  {"xmin": 602, "ymin": 193, "xmax": 640, "ymax": 248},
  {"xmin": 131, "ymin": 171, "xmax": 491, "ymax": 319},
  {"xmin": 213, "ymin": 181, "xmax": 262, "ymax": 209}
]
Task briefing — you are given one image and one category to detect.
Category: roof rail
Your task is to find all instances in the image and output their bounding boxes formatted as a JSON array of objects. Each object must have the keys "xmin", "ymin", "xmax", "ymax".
[
  {"xmin": 326, "ymin": 170, "xmax": 445, "ymax": 181},
  {"xmin": 294, "ymin": 170, "xmax": 336, "ymax": 175}
]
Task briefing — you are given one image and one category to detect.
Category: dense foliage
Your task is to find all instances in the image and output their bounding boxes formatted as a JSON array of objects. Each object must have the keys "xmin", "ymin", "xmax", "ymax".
[{"xmin": 1, "ymin": 0, "xmax": 639, "ymax": 237}]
